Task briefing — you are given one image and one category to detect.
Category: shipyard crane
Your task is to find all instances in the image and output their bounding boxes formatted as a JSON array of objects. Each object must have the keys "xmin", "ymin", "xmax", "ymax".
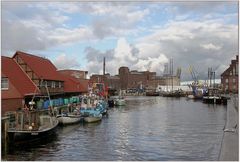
[{"xmin": 189, "ymin": 65, "xmax": 199, "ymax": 84}]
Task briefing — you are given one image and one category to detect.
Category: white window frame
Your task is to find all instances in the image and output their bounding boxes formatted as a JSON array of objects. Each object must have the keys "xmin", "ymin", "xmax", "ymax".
[
  {"xmin": 225, "ymin": 78, "xmax": 228, "ymax": 83},
  {"xmin": 51, "ymin": 81, "xmax": 55, "ymax": 88},
  {"xmin": 1, "ymin": 77, "xmax": 9, "ymax": 90}
]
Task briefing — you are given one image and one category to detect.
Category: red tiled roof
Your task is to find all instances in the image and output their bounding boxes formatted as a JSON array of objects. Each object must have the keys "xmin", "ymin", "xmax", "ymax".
[
  {"xmin": 13, "ymin": 51, "xmax": 64, "ymax": 81},
  {"xmin": 1, "ymin": 56, "xmax": 39, "ymax": 99},
  {"xmin": 62, "ymin": 75, "xmax": 82, "ymax": 93},
  {"xmin": 58, "ymin": 71, "xmax": 89, "ymax": 93},
  {"xmin": 79, "ymin": 79, "xmax": 89, "ymax": 93}
]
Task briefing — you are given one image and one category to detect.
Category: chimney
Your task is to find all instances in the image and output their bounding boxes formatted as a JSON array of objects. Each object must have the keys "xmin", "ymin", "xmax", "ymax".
[{"xmin": 103, "ymin": 57, "xmax": 105, "ymax": 75}]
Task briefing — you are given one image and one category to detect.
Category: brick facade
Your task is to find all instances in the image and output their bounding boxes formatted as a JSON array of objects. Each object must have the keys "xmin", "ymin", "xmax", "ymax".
[
  {"xmin": 221, "ymin": 55, "xmax": 239, "ymax": 93},
  {"xmin": 2, "ymin": 98, "xmax": 24, "ymax": 115},
  {"xmin": 90, "ymin": 66, "xmax": 181, "ymax": 91}
]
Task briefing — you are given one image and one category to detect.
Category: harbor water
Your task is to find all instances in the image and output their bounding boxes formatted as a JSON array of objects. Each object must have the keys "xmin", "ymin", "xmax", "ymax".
[{"xmin": 2, "ymin": 96, "xmax": 226, "ymax": 161}]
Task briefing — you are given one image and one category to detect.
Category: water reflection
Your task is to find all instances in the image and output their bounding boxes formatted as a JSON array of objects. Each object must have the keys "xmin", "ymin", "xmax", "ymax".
[{"xmin": 3, "ymin": 96, "xmax": 226, "ymax": 161}]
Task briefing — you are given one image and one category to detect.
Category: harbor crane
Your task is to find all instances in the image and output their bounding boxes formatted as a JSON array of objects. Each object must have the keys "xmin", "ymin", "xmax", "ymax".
[{"xmin": 189, "ymin": 65, "xmax": 199, "ymax": 84}]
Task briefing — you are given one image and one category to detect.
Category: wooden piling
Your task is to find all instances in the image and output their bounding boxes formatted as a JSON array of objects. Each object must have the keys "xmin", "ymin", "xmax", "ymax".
[{"xmin": 2, "ymin": 116, "xmax": 10, "ymax": 154}]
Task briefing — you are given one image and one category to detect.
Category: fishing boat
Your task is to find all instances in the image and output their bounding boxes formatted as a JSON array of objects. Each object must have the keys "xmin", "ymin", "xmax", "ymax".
[
  {"xmin": 8, "ymin": 109, "xmax": 59, "ymax": 143},
  {"xmin": 57, "ymin": 113, "xmax": 82, "ymax": 125},
  {"xmin": 56, "ymin": 105, "xmax": 82, "ymax": 125},
  {"xmin": 202, "ymin": 88, "xmax": 228, "ymax": 105},
  {"xmin": 84, "ymin": 113, "xmax": 102, "ymax": 123},
  {"xmin": 115, "ymin": 96, "xmax": 126, "ymax": 106},
  {"xmin": 190, "ymin": 83, "xmax": 208, "ymax": 99},
  {"xmin": 7, "ymin": 81, "xmax": 59, "ymax": 143}
]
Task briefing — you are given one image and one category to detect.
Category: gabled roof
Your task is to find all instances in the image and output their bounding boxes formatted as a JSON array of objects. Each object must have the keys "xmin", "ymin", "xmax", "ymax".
[
  {"xmin": 1, "ymin": 56, "xmax": 39, "ymax": 99},
  {"xmin": 221, "ymin": 67, "xmax": 231, "ymax": 77},
  {"xmin": 221, "ymin": 55, "xmax": 239, "ymax": 77},
  {"xmin": 13, "ymin": 51, "xmax": 64, "ymax": 81},
  {"xmin": 58, "ymin": 71, "xmax": 89, "ymax": 93},
  {"xmin": 62, "ymin": 75, "xmax": 82, "ymax": 93}
]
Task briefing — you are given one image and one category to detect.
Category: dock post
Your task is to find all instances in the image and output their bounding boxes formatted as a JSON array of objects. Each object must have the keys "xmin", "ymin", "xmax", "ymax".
[{"xmin": 2, "ymin": 117, "xmax": 10, "ymax": 155}]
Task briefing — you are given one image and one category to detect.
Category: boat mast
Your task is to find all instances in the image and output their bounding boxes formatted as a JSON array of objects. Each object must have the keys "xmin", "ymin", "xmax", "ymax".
[{"xmin": 170, "ymin": 58, "xmax": 173, "ymax": 93}]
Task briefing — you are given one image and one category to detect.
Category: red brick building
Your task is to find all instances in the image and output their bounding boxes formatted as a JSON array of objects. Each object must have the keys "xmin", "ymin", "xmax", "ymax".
[
  {"xmin": 221, "ymin": 55, "xmax": 239, "ymax": 93},
  {"xmin": 1, "ymin": 51, "xmax": 89, "ymax": 115},
  {"xmin": 13, "ymin": 51, "xmax": 65, "ymax": 95},
  {"xmin": 58, "ymin": 70, "xmax": 89, "ymax": 94},
  {"xmin": 1, "ymin": 56, "xmax": 39, "ymax": 115},
  {"xmin": 90, "ymin": 66, "xmax": 180, "ymax": 92},
  {"xmin": 118, "ymin": 66, "xmax": 180, "ymax": 91}
]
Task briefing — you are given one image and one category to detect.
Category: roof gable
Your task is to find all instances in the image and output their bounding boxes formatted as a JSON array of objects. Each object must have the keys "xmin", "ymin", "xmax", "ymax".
[
  {"xmin": 13, "ymin": 51, "xmax": 64, "ymax": 81},
  {"xmin": 1, "ymin": 56, "xmax": 39, "ymax": 97}
]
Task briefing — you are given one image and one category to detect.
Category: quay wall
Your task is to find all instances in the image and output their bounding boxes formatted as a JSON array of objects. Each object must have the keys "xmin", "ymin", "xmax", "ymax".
[{"xmin": 219, "ymin": 95, "xmax": 239, "ymax": 161}]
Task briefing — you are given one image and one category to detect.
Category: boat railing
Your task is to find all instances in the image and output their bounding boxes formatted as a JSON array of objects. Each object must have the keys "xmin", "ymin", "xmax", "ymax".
[{"xmin": 4, "ymin": 111, "xmax": 16, "ymax": 129}]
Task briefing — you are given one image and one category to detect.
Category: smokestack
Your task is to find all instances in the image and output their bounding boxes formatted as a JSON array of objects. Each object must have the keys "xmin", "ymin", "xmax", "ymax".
[{"xmin": 103, "ymin": 57, "xmax": 105, "ymax": 75}]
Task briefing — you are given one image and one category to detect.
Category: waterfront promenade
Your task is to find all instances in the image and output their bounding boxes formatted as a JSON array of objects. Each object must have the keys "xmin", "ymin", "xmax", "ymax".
[{"xmin": 219, "ymin": 95, "xmax": 239, "ymax": 161}]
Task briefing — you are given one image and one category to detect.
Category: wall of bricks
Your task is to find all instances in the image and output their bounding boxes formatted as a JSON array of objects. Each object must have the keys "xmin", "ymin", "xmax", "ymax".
[{"xmin": 2, "ymin": 98, "xmax": 24, "ymax": 115}]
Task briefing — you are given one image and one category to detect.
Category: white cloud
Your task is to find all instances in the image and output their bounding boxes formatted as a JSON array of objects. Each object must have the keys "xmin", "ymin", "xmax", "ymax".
[
  {"xmin": 53, "ymin": 53, "xmax": 80, "ymax": 70},
  {"xmin": 2, "ymin": 2, "xmax": 238, "ymax": 81},
  {"xmin": 200, "ymin": 43, "xmax": 222, "ymax": 50},
  {"xmin": 49, "ymin": 27, "xmax": 94, "ymax": 44},
  {"xmin": 86, "ymin": 17, "xmax": 237, "ymax": 80},
  {"xmin": 85, "ymin": 38, "xmax": 169, "ymax": 76},
  {"xmin": 136, "ymin": 19, "xmax": 237, "ymax": 80},
  {"xmin": 132, "ymin": 55, "xmax": 169, "ymax": 73}
]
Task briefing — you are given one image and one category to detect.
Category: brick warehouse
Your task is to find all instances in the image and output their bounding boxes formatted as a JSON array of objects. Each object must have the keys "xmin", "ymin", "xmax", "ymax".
[
  {"xmin": 1, "ymin": 51, "xmax": 89, "ymax": 115},
  {"xmin": 90, "ymin": 66, "xmax": 180, "ymax": 92},
  {"xmin": 221, "ymin": 55, "xmax": 239, "ymax": 93}
]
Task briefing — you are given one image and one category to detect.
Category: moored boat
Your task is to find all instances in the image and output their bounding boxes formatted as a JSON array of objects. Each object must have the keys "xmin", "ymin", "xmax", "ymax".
[
  {"xmin": 84, "ymin": 114, "xmax": 102, "ymax": 123},
  {"xmin": 146, "ymin": 91, "xmax": 159, "ymax": 96},
  {"xmin": 57, "ymin": 114, "xmax": 82, "ymax": 125},
  {"xmin": 202, "ymin": 88, "xmax": 228, "ymax": 105},
  {"xmin": 114, "ymin": 96, "xmax": 126, "ymax": 106},
  {"xmin": 56, "ymin": 105, "xmax": 82, "ymax": 125},
  {"xmin": 8, "ymin": 109, "xmax": 59, "ymax": 143}
]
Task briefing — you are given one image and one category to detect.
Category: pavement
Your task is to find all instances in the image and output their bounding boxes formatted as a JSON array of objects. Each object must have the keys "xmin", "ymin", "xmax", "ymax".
[{"xmin": 219, "ymin": 95, "xmax": 239, "ymax": 161}]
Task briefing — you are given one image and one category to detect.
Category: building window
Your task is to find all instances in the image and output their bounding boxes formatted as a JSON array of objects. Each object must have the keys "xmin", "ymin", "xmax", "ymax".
[
  {"xmin": 225, "ymin": 85, "xmax": 228, "ymax": 91},
  {"xmin": 1, "ymin": 77, "xmax": 9, "ymax": 90},
  {"xmin": 233, "ymin": 78, "xmax": 236, "ymax": 83},
  {"xmin": 229, "ymin": 70, "xmax": 232, "ymax": 75},
  {"xmin": 51, "ymin": 81, "xmax": 55, "ymax": 88},
  {"xmin": 47, "ymin": 81, "xmax": 51, "ymax": 87},
  {"xmin": 225, "ymin": 78, "xmax": 228, "ymax": 83},
  {"xmin": 59, "ymin": 82, "xmax": 62, "ymax": 88},
  {"xmin": 233, "ymin": 68, "xmax": 236, "ymax": 76},
  {"xmin": 233, "ymin": 85, "xmax": 236, "ymax": 91}
]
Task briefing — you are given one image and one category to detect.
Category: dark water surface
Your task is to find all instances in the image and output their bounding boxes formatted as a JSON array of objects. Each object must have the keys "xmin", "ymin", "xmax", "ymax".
[{"xmin": 3, "ymin": 96, "xmax": 226, "ymax": 161}]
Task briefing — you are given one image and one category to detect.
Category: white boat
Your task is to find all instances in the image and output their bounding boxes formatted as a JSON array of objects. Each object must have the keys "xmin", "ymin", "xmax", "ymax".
[
  {"xmin": 84, "ymin": 114, "xmax": 102, "ymax": 123},
  {"xmin": 115, "ymin": 97, "xmax": 126, "ymax": 106},
  {"xmin": 57, "ymin": 114, "xmax": 82, "ymax": 125}
]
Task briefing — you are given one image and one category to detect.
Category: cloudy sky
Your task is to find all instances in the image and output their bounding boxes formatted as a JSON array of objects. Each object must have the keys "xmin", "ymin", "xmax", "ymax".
[{"xmin": 2, "ymin": 1, "xmax": 238, "ymax": 81}]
